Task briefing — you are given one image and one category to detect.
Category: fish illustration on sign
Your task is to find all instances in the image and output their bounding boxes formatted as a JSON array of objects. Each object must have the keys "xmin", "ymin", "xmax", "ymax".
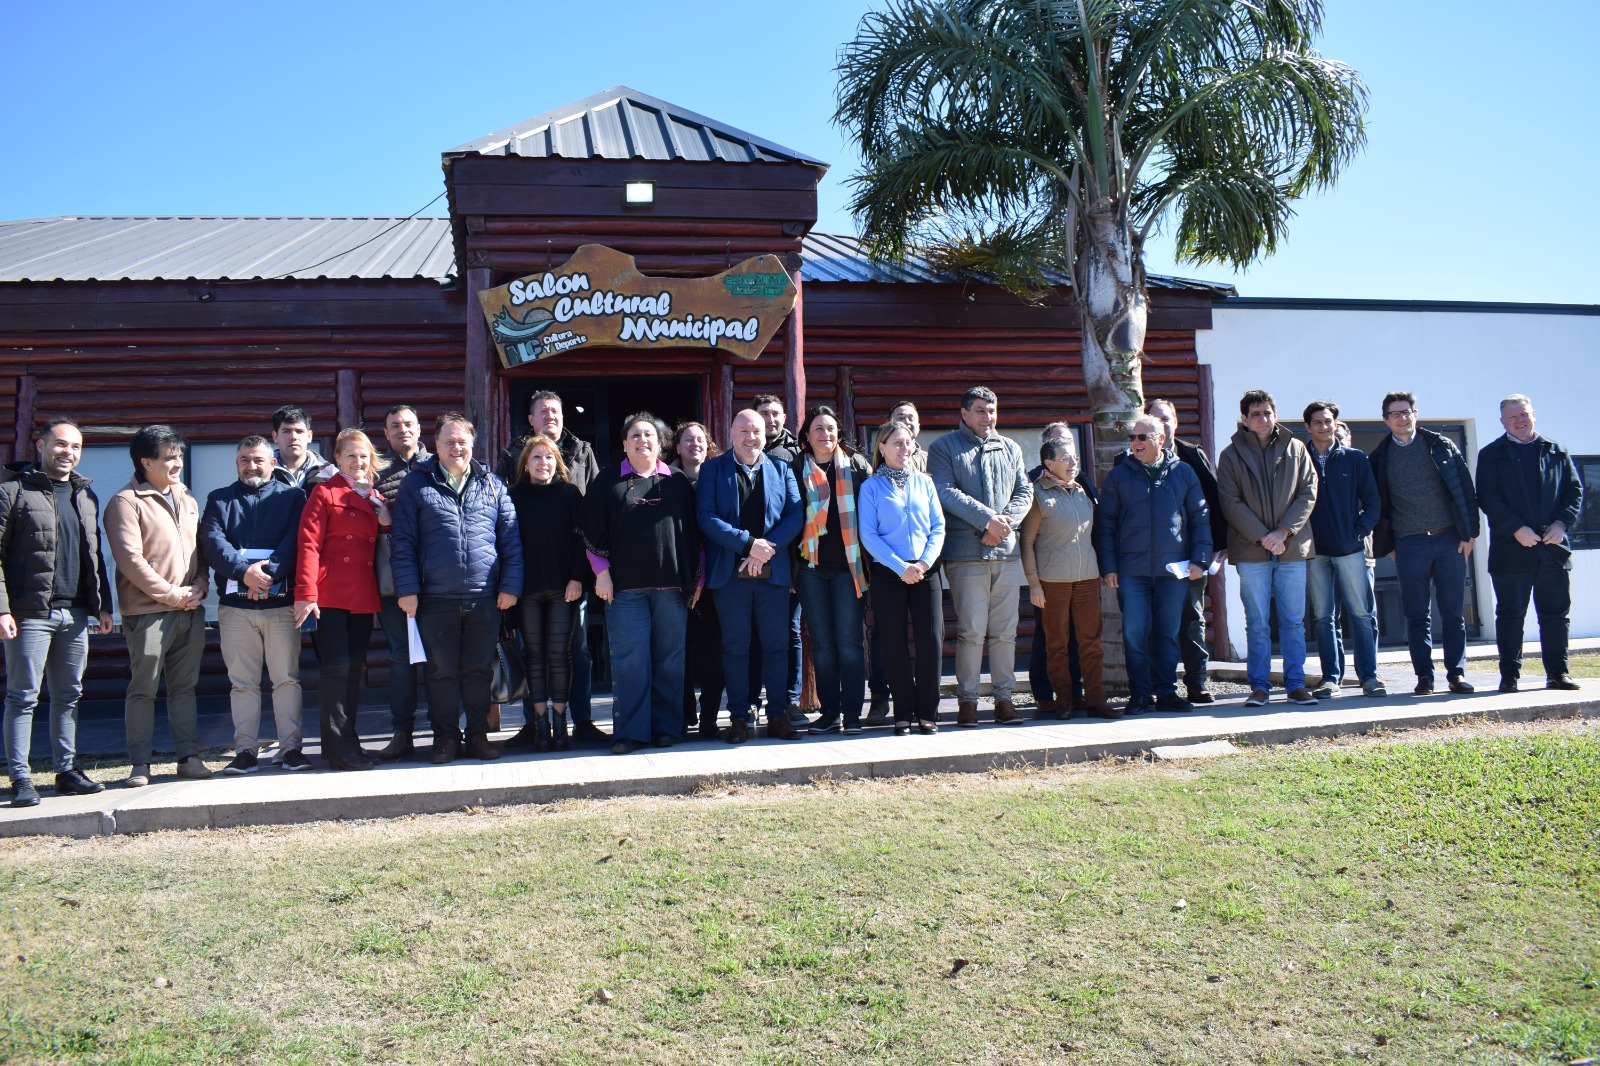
[{"xmin": 490, "ymin": 306, "xmax": 557, "ymax": 366}]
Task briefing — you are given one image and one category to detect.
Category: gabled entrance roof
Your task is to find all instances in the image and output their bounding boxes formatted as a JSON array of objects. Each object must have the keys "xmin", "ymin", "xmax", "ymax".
[{"xmin": 446, "ymin": 86, "xmax": 828, "ymax": 169}]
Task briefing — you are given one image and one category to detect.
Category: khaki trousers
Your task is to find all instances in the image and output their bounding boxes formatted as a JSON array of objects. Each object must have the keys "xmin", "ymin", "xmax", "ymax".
[
  {"xmin": 944, "ymin": 558, "xmax": 1024, "ymax": 700},
  {"xmin": 122, "ymin": 608, "xmax": 207, "ymax": 764},
  {"xmin": 218, "ymin": 605, "xmax": 303, "ymax": 754}
]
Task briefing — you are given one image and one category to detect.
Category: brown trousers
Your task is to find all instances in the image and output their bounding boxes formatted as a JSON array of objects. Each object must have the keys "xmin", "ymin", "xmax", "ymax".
[{"xmin": 1040, "ymin": 579, "xmax": 1105, "ymax": 706}]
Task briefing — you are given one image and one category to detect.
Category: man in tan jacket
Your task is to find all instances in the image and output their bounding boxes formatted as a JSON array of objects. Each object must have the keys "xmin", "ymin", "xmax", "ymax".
[
  {"xmin": 1216, "ymin": 390, "xmax": 1318, "ymax": 708},
  {"xmin": 104, "ymin": 425, "xmax": 210, "ymax": 786}
]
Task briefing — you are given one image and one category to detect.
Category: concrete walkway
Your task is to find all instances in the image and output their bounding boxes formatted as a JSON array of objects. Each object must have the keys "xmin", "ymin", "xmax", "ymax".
[{"xmin": 4, "ymin": 664, "xmax": 1594, "ymax": 839}]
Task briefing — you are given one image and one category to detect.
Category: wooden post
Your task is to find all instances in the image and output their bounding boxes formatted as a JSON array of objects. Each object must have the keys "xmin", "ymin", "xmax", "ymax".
[
  {"xmin": 335, "ymin": 369, "xmax": 360, "ymax": 432},
  {"xmin": 465, "ymin": 264, "xmax": 495, "ymax": 461},
  {"xmin": 13, "ymin": 375, "xmax": 35, "ymax": 459},
  {"xmin": 718, "ymin": 360, "xmax": 735, "ymax": 440},
  {"xmin": 1195, "ymin": 362, "xmax": 1231, "ymax": 661},
  {"xmin": 783, "ymin": 263, "xmax": 805, "ymax": 433},
  {"xmin": 837, "ymin": 364, "xmax": 856, "ymax": 444}
]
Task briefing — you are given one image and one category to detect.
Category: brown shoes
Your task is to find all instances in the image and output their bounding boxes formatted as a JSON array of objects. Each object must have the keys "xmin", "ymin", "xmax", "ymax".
[
  {"xmin": 994, "ymin": 698, "xmax": 1022, "ymax": 724},
  {"xmin": 956, "ymin": 700, "xmax": 978, "ymax": 728},
  {"xmin": 725, "ymin": 719, "xmax": 749, "ymax": 744},
  {"xmin": 463, "ymin": 733, "xmax": 502, "ymax": 761},
  {"xmin": 1085, "ymin": 704, "xmax": 1123, "ymax": 719},
  {"xmin": 766, "ymin": 716, "xmax": 803, "ymax": 741},
  {"xmin": 431, "ymin": 733, "xmax": 460, "ymax": 765}
]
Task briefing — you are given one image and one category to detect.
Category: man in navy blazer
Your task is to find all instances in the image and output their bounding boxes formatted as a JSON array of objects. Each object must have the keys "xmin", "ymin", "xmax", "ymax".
[{"xmin": 697, "ymin": 410, "xmax": 804, "ymax": 744}]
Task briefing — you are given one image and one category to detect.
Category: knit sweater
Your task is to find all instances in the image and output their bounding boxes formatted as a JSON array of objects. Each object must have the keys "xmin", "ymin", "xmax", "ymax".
[{"xmin": 509, "ymin": 480, "xmax": 587, "ymax": 595}]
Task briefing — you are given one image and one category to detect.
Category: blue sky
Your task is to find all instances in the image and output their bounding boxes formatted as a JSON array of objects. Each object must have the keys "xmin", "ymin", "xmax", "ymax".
[{"xmin": 3, "ymin": 0, "xmax": 1594, "ymax": 303}]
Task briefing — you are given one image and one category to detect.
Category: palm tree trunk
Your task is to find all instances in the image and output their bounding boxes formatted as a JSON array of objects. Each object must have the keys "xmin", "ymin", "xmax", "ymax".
[{"xmin": 1077, "ymin": 201, "xmax": 1149, "ymax": 697}]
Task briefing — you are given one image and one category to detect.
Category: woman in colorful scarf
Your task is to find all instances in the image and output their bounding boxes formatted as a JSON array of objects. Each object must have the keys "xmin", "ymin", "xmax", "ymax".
[
  {"xmin": 859, "ymin": 420, "xmax": 946, "ymax": 734},
  {"xmin": 790, "ymin": 406, "xmax": 873, "ymax": 734}
]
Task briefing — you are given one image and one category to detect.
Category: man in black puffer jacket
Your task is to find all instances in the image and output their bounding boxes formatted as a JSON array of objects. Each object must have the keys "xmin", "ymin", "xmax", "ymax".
[
  {"xmin": 0, "ymin": 420, "xmax": 114, "ymax": 807},
  {"xmin": 392, "ymin": 413, "xmax": 523, "ymax": 764}
]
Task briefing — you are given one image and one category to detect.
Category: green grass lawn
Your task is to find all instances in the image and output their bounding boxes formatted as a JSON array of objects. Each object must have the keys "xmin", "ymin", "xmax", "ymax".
[
  {"xmin": 1522, "ymin": 652, "xmax": 1600, "ymax": 679},
  {"xmin": 2, "ymin": 725, "xmax": 1597, "ymax": 1065}
]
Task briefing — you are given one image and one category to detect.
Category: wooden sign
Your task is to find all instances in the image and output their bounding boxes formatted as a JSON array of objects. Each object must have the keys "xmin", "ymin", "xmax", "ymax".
[{"xmin": 477, "ymin": 244, "xmax": 797, "ymax": 369}]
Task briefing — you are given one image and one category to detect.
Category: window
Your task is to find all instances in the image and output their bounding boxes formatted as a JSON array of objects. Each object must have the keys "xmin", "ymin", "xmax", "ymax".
[{"xmin": 1572, "ymin": 456, "xmax": 1600, "ymax": 550}]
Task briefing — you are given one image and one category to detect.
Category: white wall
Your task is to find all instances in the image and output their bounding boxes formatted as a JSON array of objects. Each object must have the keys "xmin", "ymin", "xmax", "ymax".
[{"xmin": 1196, "ymin": 303, "xmax": 1600, "ymax": 654}]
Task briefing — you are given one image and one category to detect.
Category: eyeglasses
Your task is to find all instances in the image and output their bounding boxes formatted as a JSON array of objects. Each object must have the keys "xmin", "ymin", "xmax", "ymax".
[
  {"xmin": 1385, "ymin": 409, "xmax": 1417, "ymax": 420},
  {"xmin": 1128, "ymin": 432, "xmax": 1157, "ymax": 442}
]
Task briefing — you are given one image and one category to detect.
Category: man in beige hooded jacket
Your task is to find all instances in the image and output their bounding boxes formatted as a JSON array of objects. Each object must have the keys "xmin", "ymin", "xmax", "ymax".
[
  {"xmin": 1216, "ymin": 390, "xmax": 1318, "ymax": 708},
  {"xmin": 104, "ymin": 425, "xmax": 210, "ymax": 786}
]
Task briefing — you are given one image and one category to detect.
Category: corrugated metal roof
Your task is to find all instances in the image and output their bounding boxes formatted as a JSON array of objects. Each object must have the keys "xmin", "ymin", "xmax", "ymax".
[
  {"xmin": 799, "ymin": 232, "xmax": 1234, "ymax": 294},
  {"xmin": 447, "ymin": 86, "xmax": 828, "ymax": 168},
  {"xmin": 0, "ymin": 216, "xmax": 456, "ymax": 282},
  {"xmin": 0, "ymin": 217, "xmax": 1232, "ymax": 294}
]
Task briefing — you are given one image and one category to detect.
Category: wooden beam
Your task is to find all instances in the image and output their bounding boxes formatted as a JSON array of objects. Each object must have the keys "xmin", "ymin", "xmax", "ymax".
[
  {"xmin": 336, "ymin": 369, "xmax": 360, "ymax": 432},
  {"xmin": 464, "ymin": 266, "xmax": 494, "ymax": 461},
  {"xmin": 13, "ymin": 375, "xmax": 35, "ymax": 456},
  {"xmin": 783, "ymin": 266, "xmax": 805, "ymax": 434}
]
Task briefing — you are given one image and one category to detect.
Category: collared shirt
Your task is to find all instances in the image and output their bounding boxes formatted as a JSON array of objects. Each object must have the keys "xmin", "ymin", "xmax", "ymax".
[{"xmin": 618, "ymin": 459, "xmax": 673, "ymax": 478}]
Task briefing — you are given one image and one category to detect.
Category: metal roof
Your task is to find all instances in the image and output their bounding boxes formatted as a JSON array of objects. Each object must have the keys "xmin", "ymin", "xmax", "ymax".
[
  {"xmin": 446, "ymin": 86, "xmax": 828, "ymax": 168},
  {"xmin": 0, "ymin": 216, "xmax": 457, "ymax": 283},
  {"xmin": 0, "ymin": 217, "xmax": 1232, "ymax": 294},
  {"xmin": 799, "ymin": 232, "xmax": 1235, "ymax": 294}
]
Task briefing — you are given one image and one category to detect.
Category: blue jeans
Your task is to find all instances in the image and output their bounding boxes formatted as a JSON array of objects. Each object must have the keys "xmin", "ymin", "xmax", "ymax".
[
  {"xmin": 718, "ymin": 580, "xmax": 793, "ymax": 724},
  {"xmin": 1117, "ymin": 575, "xmax": 1187, "ymax": 699},
  {"xmin": 1394, "ymin": 532, "xmax": 1468, "ymax": 680},
  {"xmin": 606, "ymin": 588, "xmax": 687, "ymax": 744},
  {"xmin": 3, "ymin": 607, "xmax": 90, "ymax": 780},
  {"xmin": 795, "ymin": 567, "xmax": 866, "ymax": 725},
  {"xmin": 1306, "ymin": 551, "xmax": 1379, "ymax": 686},
  {"xmin": 1236, "ymin": 559, "xmax": 1308, "ymax": 693}
]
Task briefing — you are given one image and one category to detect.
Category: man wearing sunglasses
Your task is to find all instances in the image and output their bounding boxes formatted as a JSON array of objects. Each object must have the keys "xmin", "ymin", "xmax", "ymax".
[
  {"xmin": 1216, "ymin": 390, "xmax": 1320, "ymax": 708},
  {"xmin": 1368, "ymin": 391, "xmax": 1480, "ymax": 695}
]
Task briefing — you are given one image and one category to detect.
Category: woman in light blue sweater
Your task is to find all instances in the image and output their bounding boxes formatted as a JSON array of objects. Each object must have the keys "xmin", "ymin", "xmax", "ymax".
[{"xmin": 859, "ymin": 422, "xmax": 946, "ymax": 734}]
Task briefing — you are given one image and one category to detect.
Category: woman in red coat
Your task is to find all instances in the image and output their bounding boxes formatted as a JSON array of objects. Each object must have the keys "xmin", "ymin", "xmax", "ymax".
[{"xmin": 295, "ymin": 429, "xmax": 390, "ymax": 770}]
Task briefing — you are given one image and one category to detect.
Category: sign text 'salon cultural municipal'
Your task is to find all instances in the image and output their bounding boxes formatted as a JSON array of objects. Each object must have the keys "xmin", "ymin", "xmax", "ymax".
[{"xmin": 478, "ymin": 244, "xmax": 798, "ymax": 369}]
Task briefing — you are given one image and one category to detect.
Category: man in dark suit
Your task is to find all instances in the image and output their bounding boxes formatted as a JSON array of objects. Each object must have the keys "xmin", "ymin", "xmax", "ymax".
[
  {"xmin": 1146, "ymin": 399, "xmax": 1228, "ymax": 703},
  {"xmin": 1475, "ymin": 394, "xmax": 1583, "ymax": 692},
  {"xmin": 696, "ymin": 409, "xmax": 804, "ymax": 744}
]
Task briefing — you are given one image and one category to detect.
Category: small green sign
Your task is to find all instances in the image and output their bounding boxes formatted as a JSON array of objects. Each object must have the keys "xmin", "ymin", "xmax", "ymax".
[{"xmin": 724, "ymin": 273, "xmax": 790, "ymax": 298}]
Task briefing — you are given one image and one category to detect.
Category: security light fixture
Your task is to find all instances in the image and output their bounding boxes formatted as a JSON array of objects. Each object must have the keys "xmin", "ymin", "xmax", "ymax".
[{"xmin": 623, "ymin": 181, "xmax": 655, "ymax": 206}]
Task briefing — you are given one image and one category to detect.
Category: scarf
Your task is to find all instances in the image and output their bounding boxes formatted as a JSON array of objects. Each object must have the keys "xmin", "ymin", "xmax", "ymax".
[{"xmin": 800, "ymin": 454, "xmax": 868, "ymax": 596}]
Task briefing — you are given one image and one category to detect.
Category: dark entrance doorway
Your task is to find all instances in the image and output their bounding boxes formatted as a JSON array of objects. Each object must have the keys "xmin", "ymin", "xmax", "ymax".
[{"xmin": 506, "ymin": 375, "xmax": 703, "ymax": 469}]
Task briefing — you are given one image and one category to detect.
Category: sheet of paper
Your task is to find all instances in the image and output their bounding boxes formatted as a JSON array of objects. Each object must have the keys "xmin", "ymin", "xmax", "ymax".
[
  {"xmin": 408, "ymin": 617, "xmax": 428, "ymax": 664},
  {"xmin": 1166, "ymin": 561, "xmax": 1191, "ymax": 580}
]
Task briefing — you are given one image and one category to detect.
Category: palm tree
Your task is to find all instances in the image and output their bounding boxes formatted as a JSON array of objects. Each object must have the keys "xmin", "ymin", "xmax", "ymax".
[{"xmin": 836, "ymin": 0, "xmax": 1367, "ymax": 437}]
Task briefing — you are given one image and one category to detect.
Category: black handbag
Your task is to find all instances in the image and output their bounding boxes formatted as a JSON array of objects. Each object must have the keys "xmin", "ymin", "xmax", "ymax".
[
  {"xmin": 490, "ymin": 622, "xmax": 528, "ymax": 704},
  {"xmin": 375, "ymin": 534, "xmax": 396, "ymax": 598}
]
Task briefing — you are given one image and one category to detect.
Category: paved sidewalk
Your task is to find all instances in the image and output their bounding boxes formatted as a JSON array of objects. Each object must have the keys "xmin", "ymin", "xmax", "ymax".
[{"xmin": 3, "ymin": 668, "xmax": 1594, "ymax": 839}]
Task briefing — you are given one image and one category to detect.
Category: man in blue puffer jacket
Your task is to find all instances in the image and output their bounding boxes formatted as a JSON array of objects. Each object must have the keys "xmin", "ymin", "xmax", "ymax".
[
  {"xmin": 391, "ymin": 413, "xmax": 522, "ymax": 764},
  {"xmin": 1093, "ymin": 413, "xmax": 1212, "ymax": 713}
]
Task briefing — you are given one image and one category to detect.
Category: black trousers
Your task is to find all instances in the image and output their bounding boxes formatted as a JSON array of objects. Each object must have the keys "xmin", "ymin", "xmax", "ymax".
[
  {"xmin": 869, "ymin": 561, "xmax": 945, "ymax": 722},
  {"xmin": 684, "ymin": 591, "xmax": 725, "ymax": 726},
  {"xmin": 1177, "ymin": 575, "xmax": 1209, "ymax": 691},
  {"xmin": 1491, "ymin": 556, "xmax": 1572, "ymax": 681},
  {"xmin": 417, "ymin": 596, "xmax": 499, "ymax": 739},
  {"xmin": 312, "ymin": 608, "xmax": 373, "ymax": 758},
  {"xmin": 519, "ymin": 590, "xmax": 575, "ymax": 705}
]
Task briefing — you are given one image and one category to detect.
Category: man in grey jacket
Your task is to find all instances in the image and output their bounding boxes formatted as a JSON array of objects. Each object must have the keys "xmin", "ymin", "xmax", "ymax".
[{"xmin": 928, "ymin": 387, "xmax": 1033, "ymax": 726}]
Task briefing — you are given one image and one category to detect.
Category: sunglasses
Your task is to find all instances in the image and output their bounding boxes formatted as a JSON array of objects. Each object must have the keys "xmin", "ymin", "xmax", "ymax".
[{"xmin": 1128, "ymin": 432, "xmax": 1158, "ymax": 442}]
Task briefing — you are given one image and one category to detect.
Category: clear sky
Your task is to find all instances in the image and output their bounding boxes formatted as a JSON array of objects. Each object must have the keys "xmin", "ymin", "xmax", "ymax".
[{"xmin": 3, "ymin": 0, "xmax": 1595, "ymax": 304}]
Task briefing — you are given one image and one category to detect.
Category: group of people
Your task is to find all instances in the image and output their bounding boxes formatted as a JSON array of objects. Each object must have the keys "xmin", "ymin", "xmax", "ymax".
[{"xmin": 0, "ymin": 384, "xmax": 1582, "ymax": 806}]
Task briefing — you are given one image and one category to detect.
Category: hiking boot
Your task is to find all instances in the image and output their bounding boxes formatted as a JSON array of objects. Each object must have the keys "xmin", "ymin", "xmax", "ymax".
[
  {"xmin": 176, "ymin": 755, "xmax": 213, "ymax": 780},
  {"xmin": 9, "ymin": 778, "xmax": 39, "ymax": 807},
  {"xmin": 376, "ymin": 730, "xmax": 415, "ymax": 761},
  {"xmin": 463, "ymin": 733, "xmax": 502, "ymax": 761},
  {"xmin": 222, "ymin": 750, "xmax": 259, "ymax": 776},
  {"xmin": 125, "ymin": 764, "xmax": 151, "ymax": 788},
  {"xmin": 956, "ymin": 700, "xmax": 978, "ymax": 728},
  {"xmin": 993, "ymin": 697, "xmax": 1021, "ymax": 724},
  {"xmin": 55, "ymin": 768, "xmax": 105, "ymax": 796},
  {"xmin": 279, "ymin": 749, "xmax": 313, "ymax": 772}
]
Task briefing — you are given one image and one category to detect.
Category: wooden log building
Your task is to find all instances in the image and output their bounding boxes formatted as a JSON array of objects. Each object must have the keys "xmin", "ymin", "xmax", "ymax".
[{"xmin": 0, "ymin": 87, "xmax": 1231, "ymax": 706}]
